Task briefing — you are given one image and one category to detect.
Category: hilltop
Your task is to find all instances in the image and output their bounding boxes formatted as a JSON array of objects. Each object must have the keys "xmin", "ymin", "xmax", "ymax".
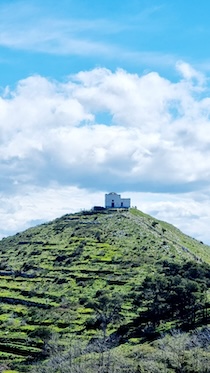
[{"xmin": 0, "ymin": 208, "xmax": 209, "ymax": 372}]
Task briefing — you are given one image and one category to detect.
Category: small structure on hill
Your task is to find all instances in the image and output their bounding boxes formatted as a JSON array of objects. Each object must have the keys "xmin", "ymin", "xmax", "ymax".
[
  {"xmin": 92, "ymin": 206, "xmax": 105, "ymax": 212},
  {"xmin": 105, "ymin": 192, "xmax": 131, "ymax": 209}
]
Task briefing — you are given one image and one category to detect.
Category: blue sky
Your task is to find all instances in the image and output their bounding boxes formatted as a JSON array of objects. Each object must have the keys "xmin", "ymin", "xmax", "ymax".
[
  {"xmin": 1, "ymin": 0, "xmax": 210, "ymax": 85},
  {"xmin": 1, "ymin": 0, "xmax": 210, "ymax": 243}
]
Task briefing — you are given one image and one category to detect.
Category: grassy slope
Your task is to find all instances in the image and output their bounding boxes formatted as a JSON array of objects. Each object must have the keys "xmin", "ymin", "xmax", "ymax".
[{"xmin": 0, "ymin": 208, "xmax": 209, "ymax": 370}]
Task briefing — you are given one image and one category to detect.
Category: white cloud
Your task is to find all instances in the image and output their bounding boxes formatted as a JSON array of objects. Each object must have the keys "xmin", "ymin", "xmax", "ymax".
[
  {"xmin": 0, "ymin": 64, "xmax": 210, "ymax": 242},
  {"xmin": 176, "ymin": 61, "xmax": 205, "ymax": 86},
  {"xmin": 136, "ymin": 190, "xmax": 210, "ymax": 244},
  {"xmin": 0, "ymin": 185, "xmax": 105, "ymax": 239}
]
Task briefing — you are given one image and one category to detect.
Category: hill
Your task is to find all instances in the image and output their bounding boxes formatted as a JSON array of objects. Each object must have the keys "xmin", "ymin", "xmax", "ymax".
[{"xmin": 0, "ymin": 208, "xmax": 209, "ymax": 372}]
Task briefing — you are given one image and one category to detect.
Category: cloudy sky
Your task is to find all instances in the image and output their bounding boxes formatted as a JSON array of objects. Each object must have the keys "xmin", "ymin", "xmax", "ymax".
[{"xmin": 1, "ymin": 0, "xmax": 210, "ymax": 243}]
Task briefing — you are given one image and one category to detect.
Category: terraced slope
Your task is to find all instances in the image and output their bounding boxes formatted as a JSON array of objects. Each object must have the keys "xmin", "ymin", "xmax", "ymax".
[{"xmin": 0, "ymin": 208, "xmax": 209, "ymax": 371}]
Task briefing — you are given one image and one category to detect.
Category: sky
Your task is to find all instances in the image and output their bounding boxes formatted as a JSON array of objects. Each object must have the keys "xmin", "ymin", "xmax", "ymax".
[{"xmin": 1, "ymin": 0, "xmax": 210, "ymax": 243}]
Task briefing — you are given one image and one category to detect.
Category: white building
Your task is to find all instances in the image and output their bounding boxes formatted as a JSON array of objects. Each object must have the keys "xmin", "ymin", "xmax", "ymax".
[{"xmin": 105, "ymin": 192, "xmax": 131, "ymax": 209}]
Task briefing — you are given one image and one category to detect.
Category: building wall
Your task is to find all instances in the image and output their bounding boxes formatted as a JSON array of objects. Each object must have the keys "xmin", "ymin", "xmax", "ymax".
[
  {"xmin": 105, "ymin": 192, "xmax": 130, "ymax": 208},
  {"xmin": 121, "ymin": 198, "xmax": 130, "ymax": 208}
]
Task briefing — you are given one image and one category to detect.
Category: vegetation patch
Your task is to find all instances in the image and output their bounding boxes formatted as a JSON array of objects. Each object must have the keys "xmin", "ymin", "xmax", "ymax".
[{"xmin": 0, "ymin": 208, "xmax": 208, "ymax": 372}]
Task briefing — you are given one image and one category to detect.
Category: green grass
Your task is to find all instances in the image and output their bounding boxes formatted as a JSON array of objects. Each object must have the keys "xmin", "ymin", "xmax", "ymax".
[{"xmin": 0, "ymin": 208, "xmax": 209, "ymax": 371}]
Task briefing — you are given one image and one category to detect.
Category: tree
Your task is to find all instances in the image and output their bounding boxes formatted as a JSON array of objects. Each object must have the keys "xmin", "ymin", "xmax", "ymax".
[
  {"xmin": 140, "ymin": 264, "xmax": 207, "ymax": 329},
  {"xmin": 92, "ymin": 290, "xmax": 123, "ymax": 339}
]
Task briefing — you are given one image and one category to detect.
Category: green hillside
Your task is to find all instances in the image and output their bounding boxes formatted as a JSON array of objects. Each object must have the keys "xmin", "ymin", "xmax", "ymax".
[{"xmin": 0, "ymin": 208, "xmax": 209, "ymax": 372}]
